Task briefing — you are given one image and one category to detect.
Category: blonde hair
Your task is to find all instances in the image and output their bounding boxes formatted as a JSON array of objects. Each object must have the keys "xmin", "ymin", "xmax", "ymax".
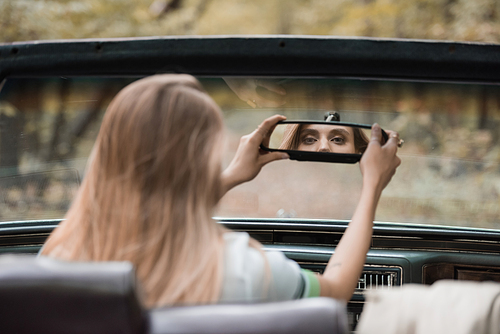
[
  {"xmin": 42, "ymin": 74, "xmax": 231, "ymax": 307},
  {"xmin": 279, "ymin": 124, "xmax": 303, "ymax": 150}
]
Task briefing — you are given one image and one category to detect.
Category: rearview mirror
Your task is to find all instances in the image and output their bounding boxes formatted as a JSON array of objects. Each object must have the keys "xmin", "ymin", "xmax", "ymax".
[{"xmin": 260, "ymin": 121, "xmax": 388, "ymax": 164}]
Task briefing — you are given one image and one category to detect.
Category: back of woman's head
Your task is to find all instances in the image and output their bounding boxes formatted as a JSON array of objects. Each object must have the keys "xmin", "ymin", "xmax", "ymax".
[
  {"xmin": 42, "ymin": 74, "xmax": 226, "ymax": 306},
  {"xmin": 98, "ymin": 74, "xmax": 223, "ymax": 209}
]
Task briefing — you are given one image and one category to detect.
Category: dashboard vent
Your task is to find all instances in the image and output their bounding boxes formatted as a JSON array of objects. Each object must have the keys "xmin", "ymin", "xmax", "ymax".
[
  {"xmin": 296, "ymin": 261, "xmax": 401, "ymax": 331},
  {"xmin": 297, "ymin": 262, "xmax": 402, "ymax": 293},
  {"xmin": 356, "ymin": 271, "xmax": 397, "ymax": 291}
]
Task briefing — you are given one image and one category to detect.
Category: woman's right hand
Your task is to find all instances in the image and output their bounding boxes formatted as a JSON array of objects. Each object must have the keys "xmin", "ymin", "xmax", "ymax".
[
  {"xmin": 360, "ymin": 124, "xmax": 401, "ymax": 194},
  {"xmin": 220, "ymin": 115, "xmax": 289, "ymax": 196},
  {"xmin": 319, "ymin": 123, "xmax": 401, "ymax": 302}
]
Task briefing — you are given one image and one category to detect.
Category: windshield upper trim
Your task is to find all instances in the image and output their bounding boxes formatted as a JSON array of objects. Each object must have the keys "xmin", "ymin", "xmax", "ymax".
[{"xmin": 1, "ymin": 36, "xmax": 500, "ymax": 83}]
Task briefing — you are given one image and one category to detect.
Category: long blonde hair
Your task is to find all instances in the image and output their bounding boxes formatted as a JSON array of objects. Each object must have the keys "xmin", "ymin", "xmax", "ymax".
[{"xmin": 42, "ymin": 74, "xmax": 229, "ymax": 307}]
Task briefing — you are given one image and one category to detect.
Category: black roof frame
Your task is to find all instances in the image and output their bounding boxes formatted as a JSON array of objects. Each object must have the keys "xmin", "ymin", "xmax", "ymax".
[{"xmin": 0, "ymin": 35, "xmax": 500, "ymax": 83}]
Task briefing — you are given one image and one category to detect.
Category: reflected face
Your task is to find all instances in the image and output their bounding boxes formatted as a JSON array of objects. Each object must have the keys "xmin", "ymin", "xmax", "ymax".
[{"xmin": 297, "ymin": 124, "xmax": 356, "ymax": 153}]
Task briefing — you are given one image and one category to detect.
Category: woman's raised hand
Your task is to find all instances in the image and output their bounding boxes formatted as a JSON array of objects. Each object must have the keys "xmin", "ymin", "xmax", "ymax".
[
  {"xmin": 319, "ymin": 125, "xmax": 400, "ymax": 302},
  {"xmin": 221, "ymin": 115, "xmax": 289, "ymax": 195},
  {"xmin": 360, "ymin": 124, "xmax": 401, "ymax": 194}
]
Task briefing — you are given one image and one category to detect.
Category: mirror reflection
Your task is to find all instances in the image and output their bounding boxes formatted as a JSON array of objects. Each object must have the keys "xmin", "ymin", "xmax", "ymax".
[{"xmin": 268, "ymin": 123, "xmax": 370, "ymax": 154}]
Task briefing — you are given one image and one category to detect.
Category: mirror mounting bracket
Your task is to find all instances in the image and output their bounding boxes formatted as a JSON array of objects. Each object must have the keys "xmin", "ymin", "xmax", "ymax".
[{"xmin": 324, "ymin": 112, "xmax": 340, "ymax": 122}]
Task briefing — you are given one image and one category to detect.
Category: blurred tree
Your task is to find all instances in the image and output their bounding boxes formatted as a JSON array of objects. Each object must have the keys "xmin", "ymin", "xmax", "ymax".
[{"xmin": 1, "ymin": 0, "xmax": 499, "ymax": 43}]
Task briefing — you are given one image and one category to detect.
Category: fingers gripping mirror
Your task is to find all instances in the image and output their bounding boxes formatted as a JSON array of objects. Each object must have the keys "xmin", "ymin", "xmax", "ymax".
[{"xmin": 260, "ymin": 121, "xmax": 388, "ymax": 164}]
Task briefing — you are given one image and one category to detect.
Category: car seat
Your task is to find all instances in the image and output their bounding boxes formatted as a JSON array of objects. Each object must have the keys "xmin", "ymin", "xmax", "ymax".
[{"xmin": 0, "ymin": 255, "xmax": 348, "ymax": 334}]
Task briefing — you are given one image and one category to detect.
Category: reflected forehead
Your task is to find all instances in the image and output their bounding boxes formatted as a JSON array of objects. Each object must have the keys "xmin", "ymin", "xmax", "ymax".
[{"xmin": 300, "ymin": 124, "xmax": 354, "ymax": 136}]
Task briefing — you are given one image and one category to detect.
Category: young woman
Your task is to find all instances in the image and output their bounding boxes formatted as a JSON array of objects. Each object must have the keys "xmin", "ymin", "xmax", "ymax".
[
  {"xmin": 279, "ymin": 123, "xmax": 370, "ymax": 153},
  {"xmin": 41, "ymin": 74, "xmax": 401, "ymax": 307}
]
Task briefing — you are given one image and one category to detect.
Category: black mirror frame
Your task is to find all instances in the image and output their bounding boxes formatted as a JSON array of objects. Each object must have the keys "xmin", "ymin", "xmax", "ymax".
[{"xmin": 260, "ymin": 121, "xmax": 388, "ymax": 164}]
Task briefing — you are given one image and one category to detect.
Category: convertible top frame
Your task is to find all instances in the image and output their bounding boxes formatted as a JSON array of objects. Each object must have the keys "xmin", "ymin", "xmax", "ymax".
[{"xmin": 0, "ymin": 35, "xmax": 500, "ymax": 83}]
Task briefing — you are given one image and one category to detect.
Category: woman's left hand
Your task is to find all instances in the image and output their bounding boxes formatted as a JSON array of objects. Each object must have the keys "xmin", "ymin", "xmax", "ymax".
[{"xmin": 221, "ymin": 115, "xmax": 289, "ymax": 195}]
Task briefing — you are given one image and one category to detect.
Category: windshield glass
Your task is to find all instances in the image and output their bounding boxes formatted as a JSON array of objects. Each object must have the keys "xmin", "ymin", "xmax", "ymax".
[{"xmin": 1, "ymin": 76, "xmax": 499, "ymax": 230}]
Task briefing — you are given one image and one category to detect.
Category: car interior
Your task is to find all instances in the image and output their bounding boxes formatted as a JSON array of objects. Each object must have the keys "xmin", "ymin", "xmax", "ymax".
[
  {"xmin": 0, "ymin": 255, "xmax": 347, "ymax": 334},
  {"xmin": 1, "ymin": 36, "xmax": 500, "ymax": 332}
]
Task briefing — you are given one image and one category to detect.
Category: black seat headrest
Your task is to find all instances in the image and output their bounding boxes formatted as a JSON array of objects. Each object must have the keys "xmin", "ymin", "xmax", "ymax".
[
  {"xmin": 150, "ymin": 297, "xmax": 348, "ymax": 334},
  {"xmin": 0, "ymin": 255, "xmax": 147, "ymax": 334}
]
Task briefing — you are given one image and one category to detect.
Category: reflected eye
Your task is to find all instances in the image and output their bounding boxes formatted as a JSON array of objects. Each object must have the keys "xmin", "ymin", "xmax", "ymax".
[
  {"xmin": 302, "ymin": 136, "xmax": 317, "ymax": 145},
  {"xmin": 331, "ymin": 136, "xmax": 345, "ymax": 145}
]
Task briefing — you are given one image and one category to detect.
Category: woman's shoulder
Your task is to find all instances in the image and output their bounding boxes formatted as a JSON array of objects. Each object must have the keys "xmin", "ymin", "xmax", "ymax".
[
  {"xmin": 222, "ymin": 231, "xmax": 265, "ymax": 278},
  {"xmin": 222, "ymin": 231, "xmax": 299, "ymax": 266},
  {"xmin": 222, "ymin": 231, "xmax": 291, "ymax": 269},
  {"xmin": 223, "ymin": 231, "xmax": 251, "ymax": 246},
  {"xmin": 220, "ymin": 231, "xmax": 305, "ymax": 302}
]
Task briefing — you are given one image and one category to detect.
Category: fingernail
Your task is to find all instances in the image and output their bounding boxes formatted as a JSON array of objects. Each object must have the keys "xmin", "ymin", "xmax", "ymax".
[{"xmin": 282, "ymin": 154, "xmax": 289, "ymax": 159}]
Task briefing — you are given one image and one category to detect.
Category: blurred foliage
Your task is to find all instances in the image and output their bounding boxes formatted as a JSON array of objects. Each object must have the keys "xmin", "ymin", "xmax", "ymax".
[
  {"xmin": 2, "ymin": 0, "xmax": 500, "ymax": 227},
  {"xmin": 2, "ymin": 77, "xmax": 500, "ymax": 228},
  {"xmin": 1, "ymin": 0, "xmax": 500, "ymax": 43}
]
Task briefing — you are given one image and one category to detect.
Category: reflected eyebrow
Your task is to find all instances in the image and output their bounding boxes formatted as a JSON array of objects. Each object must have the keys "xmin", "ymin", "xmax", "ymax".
[
  {"xmin": 329, "ymin": 128, "xmax": 351, "ymax": 137},
  {"xmin": 300, "ymin": 129, "xmax": 319, "ymax": 137}
]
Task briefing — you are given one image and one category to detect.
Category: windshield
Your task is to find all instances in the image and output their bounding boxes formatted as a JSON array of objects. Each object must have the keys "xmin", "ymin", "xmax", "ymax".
[{"xmin": 1, "ymin": 76, "xmax": 499, "ymax": 230}]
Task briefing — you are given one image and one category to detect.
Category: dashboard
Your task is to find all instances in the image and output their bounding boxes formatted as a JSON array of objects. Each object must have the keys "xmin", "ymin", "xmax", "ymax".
[
  {"xmin": 1, "ymin": 218, "xmax": 500, "ymax": 330},
  {"xmin": 225, "ymin": 219, "xmax": 500, "ymax": 329}
]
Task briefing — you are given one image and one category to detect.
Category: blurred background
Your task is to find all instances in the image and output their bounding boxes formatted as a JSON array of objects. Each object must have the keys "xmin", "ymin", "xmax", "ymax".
[
  {"xmin": 1, "ymin": 0, "xmax": 500, "ymax": 229},
  {"xmin": 1, "ymin": 0, "xmax": 500, "ymax": 43}
]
